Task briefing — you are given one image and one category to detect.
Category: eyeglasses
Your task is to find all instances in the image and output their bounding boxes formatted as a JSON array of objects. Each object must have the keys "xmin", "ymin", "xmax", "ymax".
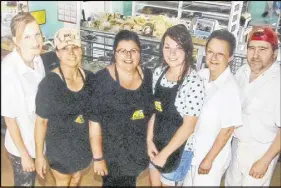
[
  {"xmin": 206, "ymin": 50, "xmax": 226, "ymax": 60},
  {"xmin": 116, "ymin": 48, "xmax": 140, "ymax": 56}
]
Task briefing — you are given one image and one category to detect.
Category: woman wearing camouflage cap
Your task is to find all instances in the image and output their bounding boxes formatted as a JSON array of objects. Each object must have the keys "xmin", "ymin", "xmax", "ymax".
[{"xmin": 34, "ymin": 28, "xmax": 95, "ymax": 186}]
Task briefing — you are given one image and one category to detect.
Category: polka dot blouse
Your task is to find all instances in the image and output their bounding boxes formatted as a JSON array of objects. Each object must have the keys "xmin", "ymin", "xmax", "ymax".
[{"xmin": 153, "ymin": 66, "xmax": 205, "ymax": 118}]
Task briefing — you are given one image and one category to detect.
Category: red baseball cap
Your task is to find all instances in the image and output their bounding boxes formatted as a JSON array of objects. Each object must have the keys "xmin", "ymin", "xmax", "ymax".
[{"xmin": 248, "ymin": 26, "xmax": 278, "ymax": 47}]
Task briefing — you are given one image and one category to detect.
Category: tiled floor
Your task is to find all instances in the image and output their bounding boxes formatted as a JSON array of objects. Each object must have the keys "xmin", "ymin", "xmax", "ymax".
[{"xmin": 1, "ymin": 135, "xmax": 280, "ymax": 186}]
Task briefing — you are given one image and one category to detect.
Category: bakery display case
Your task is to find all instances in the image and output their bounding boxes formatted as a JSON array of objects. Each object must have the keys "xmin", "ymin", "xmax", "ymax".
[
  {"xmin": 80, "ymin": 26, "xmax": 205, "ymax": 73},
  {"xmin": 80, "ymin": 26, "xmax": 161, "ymax": 72},
  {"xmin": 132, "ymin": 1, "xmax": 244, "ymax": 39},
  {"xmin": 132, "ymin": 1, "xmax": 180, "ymax": 18}
]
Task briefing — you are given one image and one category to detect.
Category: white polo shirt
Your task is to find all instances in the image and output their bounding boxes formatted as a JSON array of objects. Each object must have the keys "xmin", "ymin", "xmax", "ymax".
[
  {"xmin": 1, "ymin": 49, "xmax": 45, "ymax": 158},
  {"xmin": 234, "ymin": 63, "xmax": 280, "ymax": 143},
  {"xmin": 192, "ymin": 67, "xmax": 243, "ymax": 168}
]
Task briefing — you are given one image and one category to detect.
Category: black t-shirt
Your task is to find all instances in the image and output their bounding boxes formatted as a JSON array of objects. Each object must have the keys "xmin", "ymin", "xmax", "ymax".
[
  {"xmin": 88, "ymin": 67, "xmax": 154, "ymax": 177},
  {"xmin": 35, "ymin": 69, "xmax": 95, "ymax": 173}
]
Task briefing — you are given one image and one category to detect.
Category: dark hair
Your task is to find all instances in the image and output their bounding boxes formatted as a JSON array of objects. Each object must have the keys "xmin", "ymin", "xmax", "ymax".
[
  {"xmin": 160, "ymin": 24, "xmax": 195, "ymax": 82},
  {"xmin": 206, "ymin": 29, "xmax": 236, "ymax": 57},
  {"xmin": 112, "ymin": 30, "xmax": 141, "ymax": 62}
]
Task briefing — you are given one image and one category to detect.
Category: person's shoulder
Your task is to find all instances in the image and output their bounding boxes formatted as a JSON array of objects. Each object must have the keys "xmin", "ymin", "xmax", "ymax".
[
  {"xmin": 95, "ymin": 68, "xmax": 108, "ymax": 79},
  {"xmin": 153, "ymin": 65, "xmax": 165, "ymax": 77},
  {"xmin": 179, "ymin": 69, "xmax": 204, "ymax": 91},
  {"xmin": 271, "ymin": 63, "xmax": 281, "ymax": 76},
  {"xmin": 185, "ymin": 69, "xmax": 204, "ymax": 84},
  {"xmin": 83, "ymin": 69, "xmax": 96, "ymax": 79},
  {"xmin": 92, "ymin": 68, "xmax": 112, "ymax": 88},
  {"xmin": 197, "ymin": 68, "xmax": 209, "ymax": 80},
  {"xmin": 2, "ymin": 50, "xmax": 17, "ymax": 64},
  {"xmin": 221, "ymin": 73, "xmax": 241, "ymax": 96},
  {"xmin": 39, "ymin": 72, "xmax": 60, "ymax": 89},
  {"xmin": 235, "ymin": 63, "xmax": 248, "ymax": 77},
  {"xmin": 142, "ymin": 67, "xmax": 153, "ymax": 77},
  {"xmin": 1, "ymin": 51, "xmax": 19, "ymax": 77},
  {"xmin": 189, "ymin": 69, "xmax": 203, "ymax": 80}
]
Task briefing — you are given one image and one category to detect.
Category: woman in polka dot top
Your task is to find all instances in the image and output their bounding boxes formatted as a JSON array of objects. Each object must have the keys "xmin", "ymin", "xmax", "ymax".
[{"xmin": 147, "ymin": 24, "xmax": 205, "ymax": 186}]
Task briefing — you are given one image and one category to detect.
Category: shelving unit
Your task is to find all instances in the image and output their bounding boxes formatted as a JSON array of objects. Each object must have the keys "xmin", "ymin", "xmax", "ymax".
[
  {"xmin": 132, "ymin": 1, "xmax": 180, "ymax": 18},
  {"xmin": 80, "ymin": 27, "xmax": 161, "ymax": 72},
  {"xmin": 132, "ymin": 1, "xmax": 243, "ymax": 39},
  {"xmin": 131, "ymin": 1, "xmax": 245, "ymax": 73},
  {"xmin": 80, "ymin": 26, "xmax": 206, "ymax": 73}
]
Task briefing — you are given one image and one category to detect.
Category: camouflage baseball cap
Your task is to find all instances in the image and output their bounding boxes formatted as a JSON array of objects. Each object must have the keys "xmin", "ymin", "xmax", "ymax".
[{"xmin": 54, "ymin": 28, "xmax": 81, "ymax": 50}]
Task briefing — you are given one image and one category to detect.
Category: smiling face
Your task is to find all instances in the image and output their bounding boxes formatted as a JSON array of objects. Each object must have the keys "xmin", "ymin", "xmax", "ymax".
[
  {"xmin": 13, "ymin": 21, "xmax": 43, "ymax": 58},
  {"xmin": 56, "ymin": 44, "xmax": 82, "ymax": 68},
  {"xmin": 247, "ymin": 40, "xmax": 277, "ymax": 74},
  {"xmin": 205, "ymin": 38, "xmax": 231, "ymax": 73},
  {"xmin": 114, "ymin": 40, "xmax": 141, "ymax": 71},
  {"xmin": 163, "ymin": 36, "xmax": 186, "ymax": 68}
]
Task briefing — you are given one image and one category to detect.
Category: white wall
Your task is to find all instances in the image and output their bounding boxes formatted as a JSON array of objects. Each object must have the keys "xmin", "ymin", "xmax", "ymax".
[
  {"xmin": 82, "ymin": 1, "xmax": 105, "ymax": 19},
  {"xmin": 63, "ymin": 1, "xmax": 81, "ymax": 30},
  {"xmin": 62, "ymin": 1, "xmax": 115, "ymax": 32}
]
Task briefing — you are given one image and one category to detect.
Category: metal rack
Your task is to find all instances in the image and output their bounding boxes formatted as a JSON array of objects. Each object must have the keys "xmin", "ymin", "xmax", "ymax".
[
  {"xmin": 132, "ymin": 1, "xmax": 243, "ymax": 39},
  {"xmin": 80, "ymin": 26, "xmax": 206, "ymax": 72},
  {"xmin": 80, "ymin": 26, "xmax": 162, "ymax": 72}
]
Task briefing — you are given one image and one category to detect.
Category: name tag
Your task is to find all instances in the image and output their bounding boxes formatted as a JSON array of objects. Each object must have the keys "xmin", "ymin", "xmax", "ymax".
[
  {"xmin": 75, "ymin": 115, "xmax": 85, "ymax": 124},
  {"xmin": 154, "ymin": 101, "xmax": 163, "ymax": 112},
  {"xmin": 131, "ymin": 110, "xmax": 145, "ymax": 120}
]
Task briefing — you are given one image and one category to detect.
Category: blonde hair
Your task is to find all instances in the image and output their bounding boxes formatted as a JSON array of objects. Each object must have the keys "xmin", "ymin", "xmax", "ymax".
[{"xmin": 10, "ymin": 12, "xmax": 38, "ymax": 40}]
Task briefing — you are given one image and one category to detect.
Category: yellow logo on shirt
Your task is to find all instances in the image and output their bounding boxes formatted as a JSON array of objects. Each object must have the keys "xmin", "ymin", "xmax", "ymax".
[
  {"xmin": 75, "ymin": 115, "xmax": 84, "ymax": 124},
  {"xmin": 131, "ymin": 110, "xmax": 145, "ymax": 120},
  {"xmin": 154, "ymin": 101, "xmax": 163, "ymax": 112}
]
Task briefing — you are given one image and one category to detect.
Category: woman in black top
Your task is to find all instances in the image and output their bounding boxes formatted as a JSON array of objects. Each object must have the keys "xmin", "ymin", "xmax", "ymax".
[
  {"xmin": 88, "ymin": 30, "xmax": 154, "ymax": 186},
  {"xmin": 34, "ymin": 28, "xmax": 94, "ymax": 186}
]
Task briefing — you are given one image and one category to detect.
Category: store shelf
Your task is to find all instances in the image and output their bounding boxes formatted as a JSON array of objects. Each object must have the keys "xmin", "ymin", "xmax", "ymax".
[
  {"xmin": 181, "ymin": 9, "xmax": 229, "ymax": 20},
  {"xmin": 132, "ymin": 1, "xmax": 243, "ymax": 39},
  {"xmin": 80, "ymin": 26, "xmax": 207, "ymax": 71},
  {"xmin": 81, "ymin": 39, "xmax": 113, "ymax": 47},
  {"xmin": 135, "ymin": 1, "xmax": 179, "ymax": 11},
  {"xmin": 80, "ymin": 27, "xmax": 163, "ymax": 71},
  {"xmin": 191, "ymin": 1, "xmax": 231, "ymax": 7}
]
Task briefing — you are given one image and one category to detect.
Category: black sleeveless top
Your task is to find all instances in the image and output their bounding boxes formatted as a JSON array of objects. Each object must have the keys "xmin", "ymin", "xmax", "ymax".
[
  {"xmin": 88, "ymin": 67, "xmax": 154, "ymax": 177},
  {"xmin": 35, "ymin": 69, "xmax": 95, "ymax": 173}
]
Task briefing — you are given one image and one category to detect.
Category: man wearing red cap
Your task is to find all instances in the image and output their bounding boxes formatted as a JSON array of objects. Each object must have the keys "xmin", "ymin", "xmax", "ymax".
[{"xmin": 225, "ymin": 26, "xmax": 280, "ymax": 186}]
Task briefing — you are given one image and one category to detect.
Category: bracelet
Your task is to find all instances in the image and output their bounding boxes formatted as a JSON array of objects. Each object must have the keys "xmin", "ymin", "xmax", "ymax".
[{"xmin": 93, "ymin": 156, "xmax": 104, "ymax": 162}]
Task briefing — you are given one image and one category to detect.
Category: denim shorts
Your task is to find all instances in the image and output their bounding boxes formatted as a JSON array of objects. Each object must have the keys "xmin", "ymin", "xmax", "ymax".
[{"xmin": 149, "ymin": 150, "xmax": 193, "ymax": 186}]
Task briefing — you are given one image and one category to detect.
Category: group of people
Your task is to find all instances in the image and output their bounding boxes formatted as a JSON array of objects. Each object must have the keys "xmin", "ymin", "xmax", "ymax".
[{"xmin": 1, "ymin": 12, "xmax": 280, "ymax": 187}]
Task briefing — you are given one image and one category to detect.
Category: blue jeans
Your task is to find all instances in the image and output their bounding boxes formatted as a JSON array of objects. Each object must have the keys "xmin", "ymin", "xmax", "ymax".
[{"xmin": 161, "ymin": 150, "xmax": 193, "ymax": 185}]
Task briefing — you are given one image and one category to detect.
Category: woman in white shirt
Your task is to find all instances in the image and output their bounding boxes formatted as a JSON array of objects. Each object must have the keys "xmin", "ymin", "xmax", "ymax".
[
  {"xmin": 183, "ymin": 29, "xmax": 243, "ymax": 186},
  {"xmin": 1, "ymin": 12, "xmax": 45, "ymax": 186}
]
